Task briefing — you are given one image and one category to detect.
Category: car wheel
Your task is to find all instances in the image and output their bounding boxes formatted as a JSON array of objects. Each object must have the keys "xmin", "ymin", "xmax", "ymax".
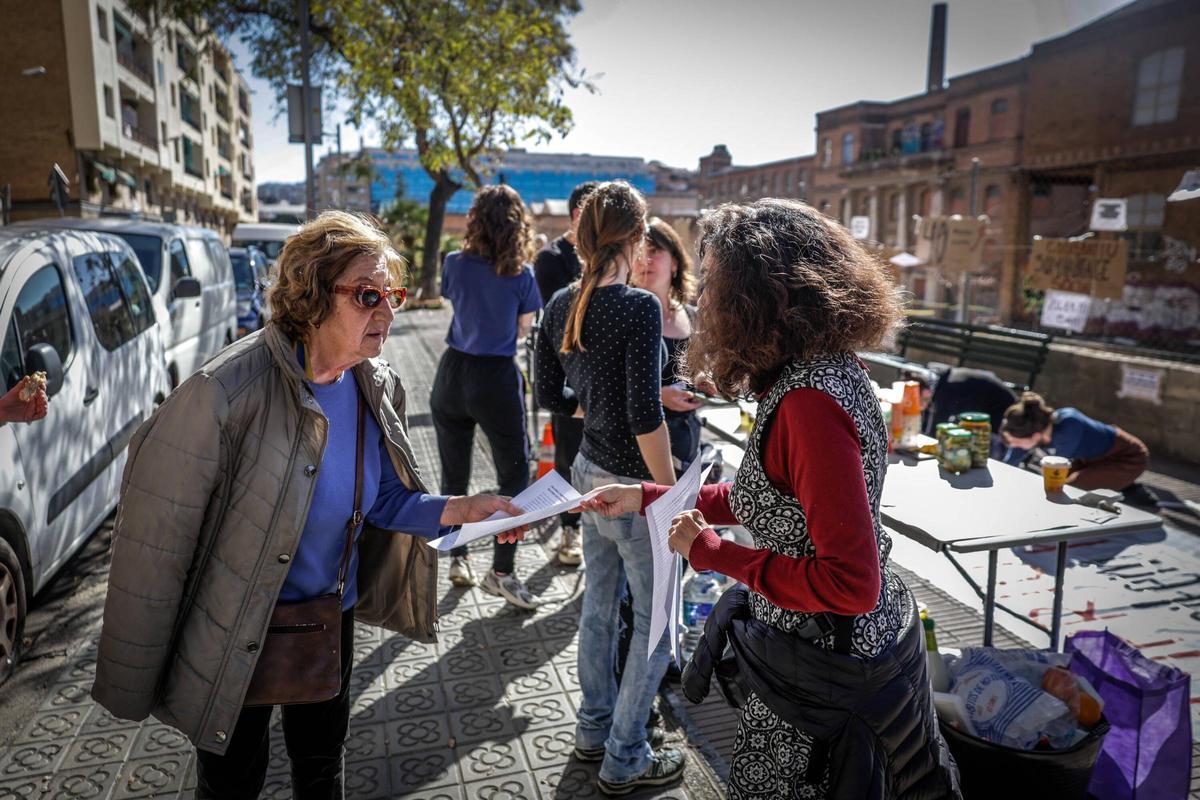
[{"xmin": 0, "ymin": 538, "xmax": 27, "ymax": 685}]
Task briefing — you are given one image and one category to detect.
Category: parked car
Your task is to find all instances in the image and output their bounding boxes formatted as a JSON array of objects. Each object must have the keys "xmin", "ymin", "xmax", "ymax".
[
  {"xmin": 232, "ymin": 222, "xmax": 298, "ymax": 266},
  {"xmin": 22, "ymin": 219, "xmax": 237, "ymax": 389},
  {"xmin": 0, "ymin": 227, "xmax": 170, "ymax": 681},
  {"xmin": 229, "ymin": 246, "xmax": 271, "ymax": 337}
]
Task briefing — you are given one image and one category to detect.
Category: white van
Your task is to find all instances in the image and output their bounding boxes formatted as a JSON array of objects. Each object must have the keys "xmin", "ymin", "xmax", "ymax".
[
  {"xmin": 26, "ymin": 219, "xmax": 238, "ymax": 389},
  {"xmin": 0, "ymin": 228, "xmax": 170, "ymax": 679},
  {"xmin": 232, "ymin": 222, "xmax": 299, "ymax": 265}
]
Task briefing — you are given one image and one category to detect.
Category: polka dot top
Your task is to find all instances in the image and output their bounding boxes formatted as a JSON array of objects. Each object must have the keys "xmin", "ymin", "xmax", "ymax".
[{"xmin": 535, "ymin": 284, "xmax": 665, "ymax": 480}]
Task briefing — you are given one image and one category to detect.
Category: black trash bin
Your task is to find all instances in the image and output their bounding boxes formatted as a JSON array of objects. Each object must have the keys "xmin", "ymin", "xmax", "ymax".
[{"xmin": 940, "ymin": 717, "xmax": 1109, "ymax": 800}]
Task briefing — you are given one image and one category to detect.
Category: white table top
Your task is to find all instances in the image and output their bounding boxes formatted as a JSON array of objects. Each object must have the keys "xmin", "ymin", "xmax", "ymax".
[{"xmin": 880, "ymin": 454, "xmax": 1164, "ymax": 553}]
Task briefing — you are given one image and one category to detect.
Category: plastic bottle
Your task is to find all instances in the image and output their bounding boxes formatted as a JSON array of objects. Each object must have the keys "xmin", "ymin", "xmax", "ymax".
[
  {"xmin": 901, "ymin": 380, "xmax": 923, "ymax": 449},
  {"xmin": 921, "ymin": 610, "xmax": 951, "ymax": 692},
  {"xmin": 681, "ymin": 570, "xmax": 724, "ymax": 662}
]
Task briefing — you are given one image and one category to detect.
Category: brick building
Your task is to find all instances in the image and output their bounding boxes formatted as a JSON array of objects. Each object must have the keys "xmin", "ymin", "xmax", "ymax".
[
  {"xmin": 0, "ymin": 0, "xmax": 257, "ymax": 232},
  {"xmin": 696, "ymin": 145, "xmax": 813, "ymax": 208},
  {"xmin": 1012, "ymin": 0, "xmax": 1200, "ymax": 348}
]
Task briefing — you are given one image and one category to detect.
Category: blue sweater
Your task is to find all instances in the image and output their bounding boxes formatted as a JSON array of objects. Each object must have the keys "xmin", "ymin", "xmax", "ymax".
[
  {"xmin": 279, "ymin": 368, "xmax": 449, "ymax": 609},
  {"xmin": 442, "ymin": 251, "xmax": 542, "ymax": 357},
  {"xmin": 1003, "ymin": 407, "xmax": 1116, "ymax": 466}
]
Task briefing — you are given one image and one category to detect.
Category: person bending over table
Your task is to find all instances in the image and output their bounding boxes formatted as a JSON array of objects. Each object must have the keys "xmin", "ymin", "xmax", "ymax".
[
  {"xmin": 580, "ymin": 199, "xmax": 961, "ymax": 800},
  {"xmin": 1000, "ymin": 391, "xmax": 1149, "ymax": 492}
]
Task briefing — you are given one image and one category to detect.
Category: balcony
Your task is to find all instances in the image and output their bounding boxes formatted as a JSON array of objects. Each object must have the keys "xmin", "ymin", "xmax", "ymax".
[
  {"xmin": 180, "ymin": 90, "xmax": 201, "ymax": 132},
  {"xmin": 217, "ymin": 131, "xmax": 232, "ymax": 160},
  {"xmin": 238, "ymin": 90, "xmax": 250, "ymax": 117},
  {"xmin": 116, "ymin": 50, "xmax": 153, "ymax": 87},
  {"xmin": 122, "ymin": 120, "xmax": 158, "ymax": 149},
  {"xmin": 215, "ymin": 89, "xmax": 232, "ymax": 123},
  {"xmin": 182, "ymin": 137, "xmax": 203, "ymax": 178},
  {"xmin": 837, "ymin": 147, "xmax": 953, "ymax": 178}
]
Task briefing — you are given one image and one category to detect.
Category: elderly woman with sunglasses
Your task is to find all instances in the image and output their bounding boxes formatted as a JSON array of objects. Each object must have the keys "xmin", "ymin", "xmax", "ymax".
[{"xmin": 92, "ymin": 211, "xmax": 525, "ymax": 799}]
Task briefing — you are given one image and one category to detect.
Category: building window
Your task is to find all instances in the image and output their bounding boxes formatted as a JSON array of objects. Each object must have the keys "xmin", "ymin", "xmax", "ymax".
[
  {"xmin": 1132, "ymin": 47, "xmax": 1184, "ymax": 125},
  {"xmin": 989, "ymin": 97, "xmax": 1009, "ymax": 139},
  {"xmin": 841, "ymin": 133, "xmax": 855, "ymax": 165},
  {"xmin": 919, "ymin": 122, "xmax": 932, "ymax": 152},
  {"xmin": 954, "ymin": 107, "xmax": 970, "ymax": 148},
  {"xmin": 97, "ymin": 6, "xmax": 109, "ymax": 41},
  {"xmin": 949, "ymin": 187, "xmax": 967, "ymax": 215},
  {"xmin": 984, "ymin": 185, "xmax": 1003, "ymax": 217},
  {"xmin": 889, "ymin": 193, "xmax": 900, "ymax": 221},
  {"xmin": 890, "ymin": 129, "xmax": 902, "ymax": 155},
  {"xmin": 103, "ymin": 84, "xmax": 114, "ymax": 118},
  {"xmin": 1127, "ymin": 194, "xmax": 1165, "ymax": 228},
  {"xmin": 170, "ymin": 83, "xmax": 176, "ymax": 107},
  {"xmin": 822, "ymin": 138, "xmax": 832, "ymax": 167},
  {"xmin": 157, "ymin": 59, "xmax": 165, "ymax": 85}
]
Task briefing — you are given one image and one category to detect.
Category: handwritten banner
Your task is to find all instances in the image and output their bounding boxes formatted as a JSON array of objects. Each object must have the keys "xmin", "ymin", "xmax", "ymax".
[
  {"xmin": 1027, "ymin": 237, "xmax": 1129, "ymax": 299},
  {"xmin": 914, "ymin": 216, "xmax": 987, "ymax": 275}
]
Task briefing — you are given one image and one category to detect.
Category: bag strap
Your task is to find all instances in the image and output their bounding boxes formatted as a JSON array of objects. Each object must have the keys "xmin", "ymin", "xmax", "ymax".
[{"xmin": 336, "ymin": 395, "xmax": 366, "ymax": 596}]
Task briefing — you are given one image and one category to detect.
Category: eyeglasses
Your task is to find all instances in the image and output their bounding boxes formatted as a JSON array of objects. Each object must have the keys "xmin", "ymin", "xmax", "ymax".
[{"xmin": 333, "ymin": 284, "xmax": 407, "ymax": 309}]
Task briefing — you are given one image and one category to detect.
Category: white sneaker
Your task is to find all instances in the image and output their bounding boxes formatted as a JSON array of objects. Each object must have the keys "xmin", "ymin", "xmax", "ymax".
[
  {"xmin": 448, "ymin": 555, "xmax": 476, "ymax": 587},
  {"xmin": 557, "ymin": 525, "xmax": 583, "ymax": 566},
  {"xmin": 481, "ymin": 571, "xmax": 538, "ymax": 610}
]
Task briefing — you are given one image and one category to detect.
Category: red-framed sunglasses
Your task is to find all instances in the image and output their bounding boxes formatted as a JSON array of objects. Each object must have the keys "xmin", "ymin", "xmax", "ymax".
[{"xmin": 333, "ymin": 284, "xmax": 407, "ymax": 309}]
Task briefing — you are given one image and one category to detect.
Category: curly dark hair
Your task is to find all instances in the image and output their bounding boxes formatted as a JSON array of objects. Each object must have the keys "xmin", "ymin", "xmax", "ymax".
[
  {"xmin": 1001, "ymin": 391, "xmax": 1056, "ymax": 438},
  {"xmin": 463, "ymin": 184, "xmax": 535, "ymax": 277},
  {"xmin": 683, "ymin": 199, "xmax": 903, "ymax": 398}
]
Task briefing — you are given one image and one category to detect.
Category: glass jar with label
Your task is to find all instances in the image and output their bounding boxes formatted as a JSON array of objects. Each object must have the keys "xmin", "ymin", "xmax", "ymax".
[
  {"xmin": 957, "ymin": 412, "xmax": 992, "ymax": 468},
  {"xmin": 940, "ymin": 428, "xmax": 975, "ymax": 474}
]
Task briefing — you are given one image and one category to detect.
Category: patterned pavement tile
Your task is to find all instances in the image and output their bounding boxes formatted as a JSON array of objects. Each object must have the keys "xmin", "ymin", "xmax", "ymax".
[
  {"xmin": 128, "ymin": 722, "xmax": 190, "ymax": 760},
  {"xmin": 448, "ymin": 705, "xmax": 518, "ymax": 745},
  {"xmin": 381, "ymin": 634, "xmax": 438, "ymax": 664},
  {"xmin": 441, "ymin": 674, "xmax": 503, "ymax": 711},
  {"xmin": 0, "ymin": 773, "xmax": 49, "ymax": 800},
  {"xmin": 518, "ymin": 725, "xmax": 577, "ymax": 771},
  {"xmin": 533, "ymin": 763, "xmax": 603, "ymax": 799},
  {"xmin": 60, "ymin": 728, "xmax": 136, "ymax": 771},
  {"xmin": 389, "ymin": 746, "xmax": 461, "ymax": 793},
  {"xmin": 14, "ymin": 706, "xmax": 88, "ymax": 744},
  {"xmin": 78, "ymin": 704, "xmax": 141, "ymax": 737},
  {"xmin": 492, "ymin": 642, "xmax": 549, "ymax": 672},
  {"xmin": 385, "ymin": 657, "xmax": 441, "ymax": 690},
  {"xmin": 44, "ymin": 762, "xmax": 122, "ymax": 799},
  {"xmin": 457, "ymin": 739, "xmax": 529, "ymax": 783},
  {"xmin": 501, "ymin": 666, "xmax": 563, "ymax": 703},
  {"xmin": 440, "ymin": 647, "xmax": 493, "ymax": 680},
  {"xmin": 508, "ymin": 696, "xmax": 574, "ymax": 733},
  {"xmin": 45, "ymin": 678, "xmax": 95, "ymax": 710},
  {"xmin": 387, "ymin": 682, "xmax": 447, "ymax": 718},
  {"xmin": 389, "ymin": 712, "xmax": 451, "ymax": 752},
  {"xmin": 343, "ymin": 721, "xmax": 387, "ymax": 763},
  {"xmin": 0, "ymin": 738, "xmax": 68, "ymax": 780},
  {"xmin": 343, "ymin": 757, "xmax": 391, "ymax": 799},
  {"xmin": 463, "ymin": 771, "xmax": 539, "ymax": 800},
  {"xmin": 111, "ymin": 752, "xmax": 191, "ymax": 799}
]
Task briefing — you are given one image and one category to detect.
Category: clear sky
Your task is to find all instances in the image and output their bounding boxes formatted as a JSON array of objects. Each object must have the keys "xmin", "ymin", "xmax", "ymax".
[{"xmin": 240, "ymin": 0, "xmax": 1130, "ymax": 184}]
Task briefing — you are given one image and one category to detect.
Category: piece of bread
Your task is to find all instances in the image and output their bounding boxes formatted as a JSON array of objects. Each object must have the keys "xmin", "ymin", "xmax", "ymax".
[{"xmin": 18, "ymin": 371, "xmax": 46, "ymax": 402}]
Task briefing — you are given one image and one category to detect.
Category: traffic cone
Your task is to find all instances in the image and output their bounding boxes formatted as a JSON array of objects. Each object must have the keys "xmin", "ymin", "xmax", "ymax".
[{"xmin": 536, "ymin": 422, "xmax": 556, "ymax": 479}]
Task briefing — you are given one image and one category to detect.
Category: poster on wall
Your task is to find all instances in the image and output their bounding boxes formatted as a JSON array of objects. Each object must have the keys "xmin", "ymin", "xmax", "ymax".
[
  {"xmin": 850, "ymin": 216, "xmax": 871, "ymax": 240},
  {"xmin": 1116, "ymin": 364, "xmax": 1165, "ymax": 405},
  {"xmin": 1040, "ymin": 290, "xmax": 1092, "ymax": 333},
  {"xmin": 1026, "ymin": 237, "xmax": 1129, "ymax": 299},
  {"xmin": 914, "ymin": 216, "xmax": 987, "ymax": 274},
  {"xmin": 1090, "ymin": 199, "xmax": 1128, "ymax": 232}
]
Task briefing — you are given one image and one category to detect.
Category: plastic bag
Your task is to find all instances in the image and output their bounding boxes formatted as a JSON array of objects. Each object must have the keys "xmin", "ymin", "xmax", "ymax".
[{"xmin": 948, "ymin": 648, "xmax": 1077, "ymax": 750}]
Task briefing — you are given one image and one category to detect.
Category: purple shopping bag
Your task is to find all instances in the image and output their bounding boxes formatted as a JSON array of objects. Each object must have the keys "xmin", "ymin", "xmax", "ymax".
[{"xmin": 1065, "ymin": 630, "xmax": 1192, "ymax": 800}]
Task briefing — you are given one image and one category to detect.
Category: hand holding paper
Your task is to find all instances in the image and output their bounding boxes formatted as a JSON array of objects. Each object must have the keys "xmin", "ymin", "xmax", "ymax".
[{"xmin": 667, "ymin": 509, "xmax": 708, "ymax": 559}]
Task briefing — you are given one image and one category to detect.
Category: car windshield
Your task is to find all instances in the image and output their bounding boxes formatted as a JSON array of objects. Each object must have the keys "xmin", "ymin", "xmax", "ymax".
[
  {"xmin": 114, "ymin": 233, "xmax": 163, "ymax": 293},
  {"xmin": 235, "ymin": 239, "xmax": 285, "ymax": 259},
  {"xmin": 229, "ymin": 253, "xmax": 255, "ymax": 291}
]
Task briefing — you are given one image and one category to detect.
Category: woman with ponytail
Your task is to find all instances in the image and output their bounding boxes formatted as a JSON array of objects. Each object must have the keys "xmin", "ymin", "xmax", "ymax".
[
  {"xmin": 1001, "ymin": 391, "xmax": 1149, "ymax": 491},
  {"xmin": 535, "ymin": 181, "xmax": 683, "ymax": 796}
]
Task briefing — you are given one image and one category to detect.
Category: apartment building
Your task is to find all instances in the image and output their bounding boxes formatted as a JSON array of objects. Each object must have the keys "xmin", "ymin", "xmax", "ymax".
[{"xmin": 0, "ymin": 0, "xmax": 257, "ymax": 232}]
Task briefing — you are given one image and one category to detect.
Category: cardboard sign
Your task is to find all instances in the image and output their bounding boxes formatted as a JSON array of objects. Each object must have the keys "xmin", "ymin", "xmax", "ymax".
[
  {"xmin": 914, "ymin": 216, "xmax": 987, "ymax": 274},
  {"xmin": 850, "ymin": 216, "xmax": 871, "ymax": 240},
  {"xmin": 1117, "ymin": 364, "xmax": 1164, "ymax": 405},
  {"xmin": 1027, "ymin": 237, "xmax": 1129, "ymax": 300},
  {"xmin": 1040, "ymin": 290, "xmax": 1092, "ymax": 333},
  {"xmin": 1090, "ymin": 198, "xmax": 1128, "ymax": 232}
]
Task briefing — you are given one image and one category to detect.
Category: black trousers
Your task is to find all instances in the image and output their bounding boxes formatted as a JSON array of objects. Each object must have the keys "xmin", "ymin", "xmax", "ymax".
[
  {"xmin": 551, "ymin": 413, "xmax": 585, "ymax": 528},
  {"xmin": 196, "ymin": 608, "xmax": 355, "ymax": 800},
  {"xmin": 431, "ymin": 348, "xmax": 530, "ymax": 574}
]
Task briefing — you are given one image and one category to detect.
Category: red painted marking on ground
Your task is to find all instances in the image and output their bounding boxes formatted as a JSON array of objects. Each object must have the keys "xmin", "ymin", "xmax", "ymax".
[
  {"xmin": 1168, "ymin": 651, "xmax": 1200, "ymax": 659},
  {"xmin": 1133, "ymin": 639, "xmax": 1177, "ymax": 649}
]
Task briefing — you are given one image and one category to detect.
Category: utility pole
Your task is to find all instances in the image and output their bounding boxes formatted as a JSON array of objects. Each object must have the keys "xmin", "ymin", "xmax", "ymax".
[{"xmin": 298, "ymin": 0, "xmax": 314, "ymax": 219}]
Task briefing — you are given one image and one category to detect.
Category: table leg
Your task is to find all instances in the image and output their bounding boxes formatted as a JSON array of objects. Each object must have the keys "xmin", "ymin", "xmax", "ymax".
[
  {"xmin": 1050, "ymin": 540, "xmax": 1068, "ymax": 652},
  {"xmin": 983, "ymin": 550, "xmax": 998, "ymax": 647}
]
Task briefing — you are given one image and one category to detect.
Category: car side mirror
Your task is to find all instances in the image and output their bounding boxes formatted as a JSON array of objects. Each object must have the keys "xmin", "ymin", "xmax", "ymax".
[
  {"xmin": 25, "ymin": 342, "xmax": 64, "ymax": 398},
  {"xmin": 173, "ymin": 276, "xmax": 202, "ymax": 299}
]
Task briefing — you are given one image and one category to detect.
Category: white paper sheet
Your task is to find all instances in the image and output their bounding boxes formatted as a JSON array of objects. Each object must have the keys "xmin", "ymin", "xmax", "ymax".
[
  {"xmin": 427, "ymin": 470, "xmax": 601, "ymax": 552},
  {"xmin": 644, "ymin": 458, "xmax": 712, "ymax": 663}
]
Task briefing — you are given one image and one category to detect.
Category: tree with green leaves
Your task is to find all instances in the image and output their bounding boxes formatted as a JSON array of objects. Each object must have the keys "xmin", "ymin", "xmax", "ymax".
[{"xmin": 137, "ymin": 0, "xmax": 587, "ymax": 297}]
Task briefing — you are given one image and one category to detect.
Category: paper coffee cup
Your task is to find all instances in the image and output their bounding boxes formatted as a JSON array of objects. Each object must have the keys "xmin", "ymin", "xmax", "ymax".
[{"xmin": 1041, "ymin": 456, "xmax": 1071, "ymax": 492}]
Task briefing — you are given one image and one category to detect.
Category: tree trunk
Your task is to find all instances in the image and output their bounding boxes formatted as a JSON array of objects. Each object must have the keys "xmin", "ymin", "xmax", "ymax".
[{"xmin": 418, "ymin": 172, "xmax": 460, "ymax": 300}]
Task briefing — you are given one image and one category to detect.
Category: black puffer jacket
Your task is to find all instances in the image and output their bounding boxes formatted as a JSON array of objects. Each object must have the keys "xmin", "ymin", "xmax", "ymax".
[{"xmin": 682, "ymin": 586, "xmax": 962, "ymax": 800}]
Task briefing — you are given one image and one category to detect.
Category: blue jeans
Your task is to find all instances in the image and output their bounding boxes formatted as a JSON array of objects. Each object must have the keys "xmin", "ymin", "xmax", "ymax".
[{"xmin": 571, "ymin": 453, "xmax": 671, "ymax": 783}]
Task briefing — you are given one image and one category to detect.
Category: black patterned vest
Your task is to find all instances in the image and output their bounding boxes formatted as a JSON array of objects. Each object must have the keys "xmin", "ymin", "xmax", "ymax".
[{"xmin": 727, "ymin": 353, "xmax": 910, "ymax": 659}]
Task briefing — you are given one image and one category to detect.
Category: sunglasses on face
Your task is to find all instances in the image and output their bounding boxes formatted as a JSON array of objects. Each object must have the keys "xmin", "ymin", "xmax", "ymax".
[{"xmin": 333, "ymin": 284, "xmax": 407, "ymax": 309}]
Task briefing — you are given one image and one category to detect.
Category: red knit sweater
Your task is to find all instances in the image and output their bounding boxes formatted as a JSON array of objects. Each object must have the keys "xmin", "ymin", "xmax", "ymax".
[{"xmin": 640, "ymin": 387, "xmax": 882, "ymax": 615}]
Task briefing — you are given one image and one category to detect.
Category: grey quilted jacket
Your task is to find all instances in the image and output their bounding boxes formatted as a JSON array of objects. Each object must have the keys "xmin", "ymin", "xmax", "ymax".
[{"xmin": 91, "ymin": 324, "xmax": 439, "ymax": 754}]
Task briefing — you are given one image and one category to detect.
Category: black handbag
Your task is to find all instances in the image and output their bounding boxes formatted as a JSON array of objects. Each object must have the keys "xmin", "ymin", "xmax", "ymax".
[{"xmin": 243, "ymin": 397, "xmax": 365, "ymax": 707}]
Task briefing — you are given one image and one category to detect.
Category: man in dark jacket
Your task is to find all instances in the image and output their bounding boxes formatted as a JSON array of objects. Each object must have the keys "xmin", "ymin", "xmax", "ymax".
[{"xmin": 533, "ymin": 181, "xmax": 597, "ymax": 566}]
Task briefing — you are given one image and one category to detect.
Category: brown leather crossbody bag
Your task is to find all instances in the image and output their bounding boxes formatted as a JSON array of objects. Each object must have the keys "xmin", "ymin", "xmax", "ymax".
[{"xmin": 244, "ymin": 397, "xmax": 365, "ymax": 707}]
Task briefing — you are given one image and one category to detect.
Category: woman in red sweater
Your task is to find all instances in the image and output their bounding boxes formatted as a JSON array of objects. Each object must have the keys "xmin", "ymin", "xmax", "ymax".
[{"xmin": 581, "ymin": 200, "xmax": 959, "ymax": 798}]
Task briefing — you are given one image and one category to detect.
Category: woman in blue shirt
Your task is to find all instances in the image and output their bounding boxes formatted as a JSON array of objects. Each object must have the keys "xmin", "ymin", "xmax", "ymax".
[
  {"xmin": 1001, "ymin": 391, "xmax": 1149, "ymax": 491},
  {"xmin": 431, "ymin": 185, "xmax": 543, "ymax": 608}
]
